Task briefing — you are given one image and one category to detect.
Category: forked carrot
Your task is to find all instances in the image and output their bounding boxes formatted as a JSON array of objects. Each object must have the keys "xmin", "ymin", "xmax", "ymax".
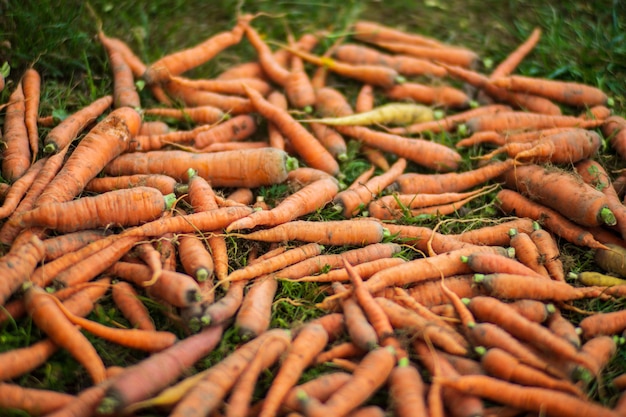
[
  {"xmin": 42, "ymin": 95, "xmax": 113, "ymax": 155},
  {"xmin": 23, "ymin": 284, "xmax": 107, "ymax": 384},
  {"xmin": 143, "ymin": 14, "xmax": 252, "ymax": 84}
]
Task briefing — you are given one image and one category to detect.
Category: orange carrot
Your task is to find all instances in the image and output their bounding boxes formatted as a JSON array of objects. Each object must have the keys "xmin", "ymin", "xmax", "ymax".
[
  {"xmin": 193, "ymin": 114, "xmax": 257, "ymax": 148},
  {"xmin": 376, "ymin": 40, "xmax": 479, "ymax": 67},
  {"xmin": 333, "ymin": 281, "xmax": 379, "ymax": 351},
  {"xmin": 466, "ymin": 110, "xmax": 603, "ymax": 133},
  {"xmin": 178, "ymin": 234, "xmax": 215, "ymax": 283},
  {"xmin": 529, "ymin": 221, "xmax": 564, "ymax": 281},
  {"xmin": 138, "ymin": 120, "xmax": 170, "ymax": 136},
  {"xmin": 226, "ymin": 172, "xmax": 340, "ymax": 231},
  {"xmin": 234, "ymin": 275, "xmax": 278, "ymax": 341},
  {"xmin": 313, "ymin": 342, "xmax": 367, "ymax": 365},
  {"xmin": 280, "ymin": 372, "xmax": 353, "ymax": 414},
  {"xmin": 0, "ymin": 339, "xmax": 58, "ymax": 382},
  {"xmin": 143, "ymin": 14, "xmax": 251, "ymax": 84},
  {"xmin": 578, "ymin": 335, "xmax": 618, "ymax": 377},
  {"xmin": 0, "ymin": 233, "xmax": 46, "ymax": 306},
  {"xmin": 2, "ymin": 81, "xmax": 31, "ymax": 181},
  {"xmin": 242, "ymin": 83, "xmax": 339, "ymax": 175},
  {"xmin": 37, "ymin": 106, "xmax": 141, "ymax": 205},
  {"xmin": 142, "ymin": 105, "xmax": 225, "ymax": 125},
  {"xmin": 108, "ymin": 261, "xmax": 201, "ymax": 308},
  {"xmin": 200, "ymin": 279, "xmax": 247, "ymax": 327},
  {"xmin": 333, "ymin": 43, "xmax": 447, "ymax": 78},
  {"xmin": 23, "ymin": 284, "xmax": 107, "ymax": 384},
  {"xmin": 235, "ymin": 219, "xmax": 388, "ymax": 246},
  {"xmin": 258, "ymin": 322, "xmax": 329, "ymax": 417},
  {"xmin": 332, "ymin": 157, "xmax": 407, "ymax": 218},
  {"xmin": 163, "ymin": 80, "xmax": 253, "ymax": 113},
  {"xmin": 84, "ymin": 173, "xmax": 185, "ymax": 196},
  {"xmin": 0, "ymin": 383, "xmax": 75, "ymax": 416},
  {"xmin": 42, "ymin": 229, "xmax": 109, "ymax": 261},
  {"xmin": 242, "ymin": 21, "xmax": 291, "ymax": 85},
  {"xmin": 507, "ymin": 228, "xmax": 550, "ymax": 277},
  {"xmin": 111, "ymin": 281, "xmax": 155, "ymax": 331},
  {"xmin": 545, "ymin": 307, "xmax": 580, "ymax": 348},
  {"xmin": 0, "ymin": 156, "xmax": 46, "ymax": 220},
  {"xmin": 462, "ymin": 251, "xmax": 546, "ymax": 279},
  {"xmin": 603, "ymin": 115, "xmax": 626, "ymax": 160},
  {"xmin": 104, "ymin": 147, "xmax": 294, "ymax": 188},
  {"xmin": 491, "ymin": 74, "xmax": 608, "ymax": 107},
  {"xmin": 577, "ymin": 308, "xmax": 626, "ymax": 339},
  {"xmin": 383, "ymin": 81, "xmax": 471, "ymax": 108},
  {"xmin": 127, "ymin": 123, "xmax": 216, "ymax": 151},
  {"xmin": 495, "ymin": 189, "xmax": 610, "ymax": 250},
  {"xmin": 168, "ymin": 75, "xmax": 271, "ymax": 96},
  {"xmin": 387, "ymin": 357, "xmax": 428, "ymax": 417},
  {"xmin": 352, "ymin": 20, "xmax": 445, "ymax": 48},
  {"xmin": 105, "ymin": 46, "xmax": 141, "ymax": 109},
  {"xmin": 96, "ymin": 324, "xmax": 223, "ymax": 415},
  {"xmin": 437, "ymin": 374, "xmax": 618, "ymax": 417},
  {"xmin": 22, "ymin": 68, "xmax": 41, "ymax": 162},
  {"xmin": 473, "ymin": 272, "xmax": 595, "ymax": 301},
  {"xmin": 14, "ymin": 186, "xmax": 173, "ymax": 233},
  {"xmin": 475, "ymin": 346, "xmax": 586, "ymax": 398},
  {"xmin": 490, "ymin": 27, "xmax": 542, "ymax": 78},
  {"xmin": 391, "ymin": 158, "xmax": 516, "ymax": 195},
  {"xmin": 501, "ymin": 163, "xmax": 615, "ymax": 227},
  {"xmin": 309, "ymin": 122, "xmax": 348, "ymax": 160},
  {"xmin": 42, "ymin": 95, "xmax": 113, "ymax": 155}
]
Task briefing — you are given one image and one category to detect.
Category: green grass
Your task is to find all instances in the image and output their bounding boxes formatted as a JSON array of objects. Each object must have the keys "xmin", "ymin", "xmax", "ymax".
[{"xmin": 1, "ymin": 0, "xmax": 626, "ymax": 415}]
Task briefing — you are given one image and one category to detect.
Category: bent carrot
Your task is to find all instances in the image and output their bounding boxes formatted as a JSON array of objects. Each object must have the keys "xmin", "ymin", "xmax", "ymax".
[
  {"xmin": 42, "ymin": 95, "xmax": 113, "ymax": 155},
  {"xmin": 0, "ymin": 156, "xmax": 46, "ymax": 220},
  {"xmin": 23, "ymin": 284, "xmax": 106, "ymax": 384},
  {"xmin": 242, "ymin": 21, "xmax": 291, "ymax": 85}
]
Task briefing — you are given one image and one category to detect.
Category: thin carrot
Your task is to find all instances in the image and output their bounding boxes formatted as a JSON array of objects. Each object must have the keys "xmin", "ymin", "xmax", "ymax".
[
  {"xmin": 352, "ymin": 20, "xmax": 445, "ymax": 49},
  {"xmin": 37, "ymin": 106, "xmax": 141, "ymax": 205},
  {"xmin": 143, "ymin": 14, "xmax": 251, "ymax": 84},
  {"xmin": 104, "ymin": 147, "xmax": 294, "ymax": 188},
  {"xmin": 168, "ymin": 75, "xmax": 271, "ymax": 96},
  {"xmin": 490, "ymin": 27, "xmax": 542, "ymax": 78},
  {"xmin": 491, "ymin": 74, "xmax": 609, "ymax": 107},
  {"xmin": 283, "ymin": 258, "xmax": 406, "ymax": 284},
  {"xmin": 313, "ymin": 341, "xmax": 367, "ymax": 365},
  {"xmin": 436, "ymin": 374, "xmax": 619, "ymax": 417},
  {"xmin": 2, "ymin": 81, "xmax": 31, "ymax": 181},
  {"xmin": 577, "ymin": 308, "xmax": 626, "ymax": 339},
  {"xmin": 0, "ymin": 233, "xmax": 46, "ymax": 306},
  {"xmin": 142, "ymin": 105, "xmax": 225, "ymax": 125},
  {"xmin": 495, "ymin": 189, "xmax": 609, "ymax": 250},
  {"xmin": 85, "ymin": 173, "xmax": 185, "ymax": 196},
  {"xmin": 200, "ymin": 279, "xmax": 246, "ymax": 327},
  {"xmin": 163, "ymin": 80, "xmax": 253, "ymax": 113},
  {"xmin": 462, "ymin": 251, "xmax": 546, "ymax": 279},
  {"xmin": 242, "ymin": 20, "xmax": 291, "ymax": 85},
  {"xmin": 383, "ymin": 81, "xmax": 471, "ymax": 109},
  {"xmin": 603, "ymin": 115, "xmax": 626, "ymax": 160},
  {"xmin": 0, "ymin": 156, "xmax": 46, "ymax": 220},
  {"xmin": 226, "ymin": 170, "xmax": 340, "ymax": 231},
  {"xmin": 466, "ymin": 110, "xmax": 603, "ymax": 133},
  {"xmin": 0, "ymin": 383, "xmax": 75, "ymax": 416},
  {"xmin": 233, "ymin": 275, "xmax": 278, "ymax": 341},
  {"xmin": 545, "ymin": 307, "xmax": 580, "ymax": 348},
  {"xmin": 23, "ymin": 284, "xmax": 107, "ymax": 384},
  {"xmin": 529, "ymin": 221, "xmax": 564, "ymax": 281},
  {"xmin": 193, "ymin": 114, "xmax": 257, "ymax": 148},
  {"xmin": 235, "ymin": 219, "xmax": 388, "ymax": 246},
  {"xmin": 392, "ymin": 286, "xmax": 460, "ymax": 331},
  {"xmin": 333, "ymin": 281, "xmax": 379, "ymax": 351},
  {"xmin": 258, "ymin": 322, "xmax": 329, "ymax": 417},
  {"xmin": 242, "ymin": 83, "xmax": 339, "ymax": 175},
  {"xmin": 22, "ymin": 68, "xmax": 41, "ymax": 161},
  {"xmin": 42, "ymin": 95, "xmax": 113, "ymax": 155},
  {"xmin": 105, "ymin": 46, "xmax": 141, "ymax": 109},
  {"xmin": 111, "ymin": 281, "xmax": 155, "ymax": 331},
  {"xmin": 96, "ymin": 324, "xmax": 223, "ymax": 415}
]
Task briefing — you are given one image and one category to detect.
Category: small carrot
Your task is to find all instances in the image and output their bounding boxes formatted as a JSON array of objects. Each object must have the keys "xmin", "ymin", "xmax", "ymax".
[
  {"xmin": 258, "ymin": 322, "xmax": 329, "ymax": 417},
  {"xmin": 333, "ymin": 281, "xmax": 379, "ymax": 351},
  {"xmin": 14, "ymin": 186, "xmax": 174, "ymax": 233},
  {"xmin": 0, "ymin": 156, "xmax": 46, "ymax": 220},
  {"xmin": 495, "ymin": 189, "xmax": 609, "ymax": 250},
  {"xmin": 491, "ymin": 74, "xmax": 609, "ymax": 107},
  {"xmin": 22, "ymin": 68, "xmax": 41, "ymax": 162},
  {"xmin": 104, "ymin": 147, "xmax": 294, "ymax": 188},
  {"xmin": 2, "ymin": 81, "xmax": 31, "ymax": 181},
  {"xmin": 233, "ymin": 275, "xmax": 277, "ymax": 339},
  {"xmin": 465, "ymin": 110, "xmax": 603, "ymax": 133},
  {"xmin": 461, "ymin": 251, "xmax": 546, "ymax": 279},
  {"xmin": 235, "ymin": 219, "xmax": 388, "ymax": 246},
  {"xmin": 23, "ymin": 284, "xmax": 107, "ymax": 384},
  {"xmin": 138, "ymin": 120, "xmax": 170, "ymax": 136},
  {"xmin": 163, "ymin": 80, "xmax": 253, "ymax": 113},
  {"xmin": 0, "ymin": 339, "xmax": 58, "ymax": 382},
  {"xmin": 242, "ymin": 21, "xmax": 291, "ymax": 86},
  {"xmin": 508, "ymin": 228, "xmax": 550, "ymax": 278},
  {"xmin": 352, "ymin": 20, "xmax": 445, "ymax": 48},
  {"xmin": 105, "ymin": 46, "xmax": 141, "ymax": 109},
  {"xmin": 143, "ymin": 14, "xmax": 251, "ymax": 84},
  {"xmin": 333, "ymin": 157, "xmax": 407, "ymax": 218},
  {"xmin": 529, "ymin": 221, "xmax": 564, "ymax": 281},
  {"xmin": 284, "ymin": 257, "xmax": 406, "ymax": 283},
  {"xmin": 603, "ymin": 115, "xmax": 626, "ymax": 160},
  {"xmin": 490, "ymin": 27, "xmax": 542, "ymax": 78},
  {"xmin": 111, "ymin": 281, "xmax": 155, "ymax": 331},
  {"xmin": 142, "ymin": 105, "xmax": 225, "ymax": 125},
  {"xmin": 313, "ymin": 341, "xmax": 367, "ymax": 365},
  {"xmin": 42, "ymin": 95, "xmax": 113, "ymax": 155},
  {"xmin": 578, "ymin": 335, "xmax": 618, "ymax": 377}
]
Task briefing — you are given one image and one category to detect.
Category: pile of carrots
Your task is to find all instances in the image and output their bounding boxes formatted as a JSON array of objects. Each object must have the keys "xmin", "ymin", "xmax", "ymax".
[{"xmin": 2, "ymin": 10, "xmax": 626, "ymax": 417}]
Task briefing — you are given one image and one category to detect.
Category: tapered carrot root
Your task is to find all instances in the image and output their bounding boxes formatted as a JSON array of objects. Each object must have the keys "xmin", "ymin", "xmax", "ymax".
[
  {"xmin": 0, "ymin": 383, "xmax": 75, "ymax": 416},
  {"xmin": 466, "ymin": 111, "xmax": 604, "ymax": 133},
  {"xmin": 2, "ymin": 81, "xmax": 31, "ymax": 181},
  {"xmin": 193, "ymin": 114, "xmax": 257, "ymax": 148},
  {"xmin": 473, "ymin": 273, "xmax": 593, "ymax": 301},
  {"xmin": 383, "ymin": 81, "xmax": 471, "ymax": 108},
  {"xmin": 104, "ymin": 147, "xmax": 294, "ymax": 188},
  {"xmin": 0, "ymin": 234, "xmax": 46, "ymax": 306},
  {"xmin": 111, "ymin": 281, "xmax": 155, "ymax": 331},
  {"xmin": 235, "ymin": 275, "xmax": 279, "ymax": 341},
  {"xmin": 577, "ymin": 309, "xmax": 626, "ymax": 339},
  {"xmin": 603, "ymin": 115, "xmax": 626, "ymax": 160},
  {"xmin": 22, "ymin": 68, "xmax": 41, "ymax": 162},
  {"xmin": 142, "ymin": 105, "xmax": 225, "ymax": 125}
]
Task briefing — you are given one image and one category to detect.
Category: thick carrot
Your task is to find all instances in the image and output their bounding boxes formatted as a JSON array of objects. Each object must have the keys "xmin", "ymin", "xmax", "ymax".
[
  {"xmin": 0, "ymin": 339, "xmax": 58, "ymax": 382},
  {"xmin": 14, "ymin": 186, "xmax": 173, "ymax": 233},
  {"xmin": 143, "ymin": 14, "xmax": 251, "ymax": 84},
  {"xmin": 495, "ymin": 189, "xmax": 609, "ymax": 250},
  {"xmin": 333, "ymin": 158, "xmax": 407, "ymax": 218},
  {"xmin": 234, "ymin": 275, "xmax": 279, "ymax": 341},
  {"xmin": 490, "ymin": 27, "xmax": 542, "ymax": 78},
  {"xmin": 2, "ymin": 81, "xmax": 31, "ymax": 181},
  {"xmin": 235, "ymin": 219, "xmax": 388, "ymax": 246},
  {"xmin": 383, "ymin": 81, "xmax": 471, "ymax": 109},
  {"xmin": 284, "ymin": 36, "xmax": 317, "ymax": 111},
  {"xmin": 578, "ymin": 335, "xmax": 618, "ymax": 377},
  {"xmin": 491, "ymin": 74, "xmax": 609, "ymax": 107},
  {"xmin": 0, "ymin": 383, "xmax": 75, "ymax": 416},
  {"xmin": 42, "ymin": 95, "xmax": 113, "ymax": 154},
  {"xmin": 193, "ymin": 114, "xmax": 257, "ymax": 148},
  {"xmin": 37, "ymin": 106, "xmax": 141, "ymax": 205},
  {"xmin": 23, "ymin": 284, "xmax": 106, "ymax": 384},
  {"xmin": 0, "ymin": 233, "xmax": 46, "ymax": 306},
  {"xmin": 200, "ymin": 279, "xmax": 247, "ymax": 326},
  {"xmin": 142, "ymin": 105, "xmax": 225, "ymax": 125},
  {"xmin": 508, "ymin": 228, "xmax": 550, "ymax": 277},
  {"xmin": 302, "ymin": 346, "xmax": 398, "ymax": 417},
  {"xmin": 22, "ymin": 68, "xmax": 41, "ymax": 161},
  {"xmin": 387, "ymin": 357, "xmax": 428, "ymax": 417},
  {"xmin": 405, "ymin": 275, "xmax": 480, "ymax": 307},
  {"xmin": 466, "ymin": 111, "xmax": 603, "ymax": 133},
  {"xmin": 227, "ymin": 172, "xmax": 340, "ymax": 231},
  {"xmin": 96, "ymin": 324, "xmax": 223, "ymax": 415},
  {"xmin": 437, "ymin": 374, "xmax": 619, "ymax": 417},
  {"xmin": 104, "ymin": 147, "xmax": 294, "ymax": 188},
  {"xmin": 577, "ymin": 308, "xmax": 626, "ymax": 339},
  {"xmin": 501, "ymin": 163, "xmax": 615, "ymax": 227},
  {"xmin": 393, "ymin": 286, "xmax": 462, "ymax": 331},
  {"xmin": 333, "ymin": 43, "xmax": 447, "ymax": 78},
  {"xmin": 111, "ymin": 281, "xmax": 155, "ymax": 331},
  {"xmin": 462, "ymin": 251, "xmax": 546, "ymax": 279}
]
